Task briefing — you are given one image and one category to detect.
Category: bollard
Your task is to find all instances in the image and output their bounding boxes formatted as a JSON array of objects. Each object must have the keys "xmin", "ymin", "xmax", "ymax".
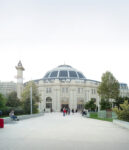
[{"xmin": 0, "ymin": 118, "xmax": 4, "ymax": 128}]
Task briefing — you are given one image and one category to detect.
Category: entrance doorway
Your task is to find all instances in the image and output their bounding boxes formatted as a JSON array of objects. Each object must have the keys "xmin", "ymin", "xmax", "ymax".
[
  {"xmin": 61, "ymin": 104, "xmax": 69, "ymax": 109},
  {"xmin": 61, "ymin": 104, "xmax": 69, "ymax": 112},
  {"xmin": 61, "ymin": 98, "xmax": 69, "ymax": 111},
  {"xmin": 77, "ymin": 104, "xmax": 84, "ymax": 111},
  {"xmin": 46, "ymin": 97, "xmax": 52, "ymax": 110}
]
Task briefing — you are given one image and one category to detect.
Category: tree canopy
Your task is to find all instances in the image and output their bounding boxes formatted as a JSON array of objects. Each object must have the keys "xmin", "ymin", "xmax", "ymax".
[
  {"xmin": 100, "ymin": 98, "xmax": 112, "ymax": 110},
  {"xmin": 6, "ymin": 91, "xmax": 21, "ymax": 107},
  {"xmin": 85, "ymin": 98, "xmax": 97, "ymax": 111},
  {"xmin": 97, "ymin": 71, "xmax": 119, "ymax": 100},
  {"xmin": 113, "ymin": 97, "xmax": 129, "ymax": 109},
  {"xmin": 21, "ymin": 81, "xmax": 40, "ymax": 114},
  {"xmin": 0, "ymin": 93, "xmax": 7, "ymax": 109}
]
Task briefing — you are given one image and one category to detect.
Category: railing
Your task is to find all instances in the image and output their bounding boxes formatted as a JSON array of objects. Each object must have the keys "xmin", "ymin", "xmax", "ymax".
[{"xmin": 88, "ymin": 111, "xmax": 117, "ymax": 120}]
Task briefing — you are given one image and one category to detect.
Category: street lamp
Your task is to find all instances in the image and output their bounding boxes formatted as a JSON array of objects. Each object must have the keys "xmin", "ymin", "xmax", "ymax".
[{"xmin": 30, "ymin": 85, "xmax": 32, "ymax": 114}]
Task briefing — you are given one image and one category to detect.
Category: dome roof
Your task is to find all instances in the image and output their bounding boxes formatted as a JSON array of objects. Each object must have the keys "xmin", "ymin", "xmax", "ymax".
[{"xmin": 43, "ymin": 65, "xmax": 86, "ymax": 80}]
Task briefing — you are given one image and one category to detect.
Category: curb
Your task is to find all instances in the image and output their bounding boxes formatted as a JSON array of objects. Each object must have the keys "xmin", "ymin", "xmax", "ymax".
[
  {"xmin": 113, "ymin": 119, "xmax": 129, "ymax": 130},
  {"xmin": 3, "ymin": 113, "xmax": 44, "ymax": 124}
]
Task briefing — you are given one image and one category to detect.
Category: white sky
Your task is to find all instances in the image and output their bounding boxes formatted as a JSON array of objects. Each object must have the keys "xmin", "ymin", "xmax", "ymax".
[{"xmin": 0, "ymin": 0, "xmax": 129, "ymax": 85}]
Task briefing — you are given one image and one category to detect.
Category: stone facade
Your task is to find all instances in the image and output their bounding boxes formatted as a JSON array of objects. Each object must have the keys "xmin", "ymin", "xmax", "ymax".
[
  {"xmin": 0, "ymin": 81, "xmax": 16, "ymax": 96},
  {"xmin": 37, "ymin": 79, "xmax": 100, "ymax": 112}
]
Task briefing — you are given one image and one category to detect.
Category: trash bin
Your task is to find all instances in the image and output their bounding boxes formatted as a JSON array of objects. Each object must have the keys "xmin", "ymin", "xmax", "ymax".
[{"xmin": 0, "ymin": 118, "xmax": 4, "ymax": 128}]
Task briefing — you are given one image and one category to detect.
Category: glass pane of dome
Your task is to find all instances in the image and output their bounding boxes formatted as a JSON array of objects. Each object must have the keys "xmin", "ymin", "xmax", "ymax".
[
  {"xmin": 50, "ymin": 71, "xmax": 58, "ymax": 77},
  {"xmin": 69, "ymin": 71, "xmax": 77, "ymax": 77},
  {"xmin": 44, "ymin": 72, "xmax": 50, "ymax": 78},
  {"xmin": 59, "ymin": 70, "xmax": 68, "ymax": 77},
  {"xmin": 78, "ymin": 72, "xmax": 84, "ymax": 78}
]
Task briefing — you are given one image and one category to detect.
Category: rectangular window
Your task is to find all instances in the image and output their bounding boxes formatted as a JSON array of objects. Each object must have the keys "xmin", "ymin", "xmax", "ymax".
[
  {"xmin": 94, "ymin": 89, "xmax": 96, "ymax": 94},
  {"xmin": 78, "ymin": 88, "xmax": 83, "ymax": 93},
  {"xmin": 78, "ymin": 88, "xmax": 80, "ymax": 93},
  {"xmin": 46, "ymin": 88, "xmax": 48, "ymax": 93},
  {"xmin": 66, "ymin": 88, "xmax": 68, "ymax": 93},
  {"xmin": 49, "ymin": 88, "xmax": 51, "ymax": 93},
  {"xmin": 62, "ymin": 88, "xmax": 65, "ymax": 93},
  {"xmin": 46, "ymin": 88, "xmax": 52, "ymax": 93}
]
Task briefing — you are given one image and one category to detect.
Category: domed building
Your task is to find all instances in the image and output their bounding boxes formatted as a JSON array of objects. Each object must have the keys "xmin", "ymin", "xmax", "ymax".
[
  {"xmin": 15, "ymin": 61, "xmax": 129, "ymax": 112},
  {"xmin": 35, "ymin": 65, "xmax": 100, "ymax": 112}
]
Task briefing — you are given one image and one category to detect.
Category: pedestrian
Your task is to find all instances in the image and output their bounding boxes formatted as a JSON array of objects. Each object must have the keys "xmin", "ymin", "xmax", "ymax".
[
  {"xmin": 63, "ymin": 108, "xmax": 66, "ymax": 116},
  {"xmin": 66, "ymin": 108, "xmax": 68, "ymax": 115},
  {"xmin": 72, "ymin": 109, "xmax": 74, "ymax": 114},
  {"xmin": 68, "ymin": 108, "xmax": 70, "ymax": 115},
  {"xmin": 0, "ymin": 110, "xmax": 2, "ymax": 116},
  {"xmin": 82, "ymin": 108, "xmax": 87, "ymax": 116},
  {"xmin": 9, "ymin": 110, "xmax": 19, "ymax": 121}
]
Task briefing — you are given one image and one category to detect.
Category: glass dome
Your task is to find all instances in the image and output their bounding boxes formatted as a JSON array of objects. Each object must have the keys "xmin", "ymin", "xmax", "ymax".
[{"xmin": 43, "ymin": 65, "xmax": 86, "ymax": 80}]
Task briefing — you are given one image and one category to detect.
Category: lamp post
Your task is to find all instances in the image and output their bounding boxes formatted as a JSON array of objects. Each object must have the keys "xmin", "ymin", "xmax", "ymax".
[
  {"xmin": 56, "ymin": 89, "xmax": 58, "ymax": 111},
  {"xmin": 30, "ymin": 86, "xmax": 32, "ymax": 114},
  {"xmin": 97, "ymin": 95, "xmax": 100, "ymax": 112},
  {"xmin": 72, "ymin": 89, "xmax": 74, "ymax": 109}
]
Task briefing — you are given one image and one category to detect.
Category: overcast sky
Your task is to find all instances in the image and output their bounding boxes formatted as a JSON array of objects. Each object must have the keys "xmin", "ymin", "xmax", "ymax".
[{"xmin": 0, "ymin": 0, "xmax": 129, "ymax": 85}]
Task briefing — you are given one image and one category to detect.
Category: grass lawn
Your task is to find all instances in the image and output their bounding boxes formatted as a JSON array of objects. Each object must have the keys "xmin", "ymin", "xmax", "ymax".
[
  {"xmin": 0, "ymin": 115, "xmax": 9, "ymax": 118},
  {"xmin": 89, "ymin": 112, "xmax": 113, "ymax": 122}
]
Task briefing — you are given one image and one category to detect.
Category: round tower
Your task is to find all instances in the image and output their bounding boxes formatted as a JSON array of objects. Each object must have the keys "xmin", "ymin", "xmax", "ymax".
[{"xmin": 15, "ymin": 61, "xmax": 25, "ymax": 99}]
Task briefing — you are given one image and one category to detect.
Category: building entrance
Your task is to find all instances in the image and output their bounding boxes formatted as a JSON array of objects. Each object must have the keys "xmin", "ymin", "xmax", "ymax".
[
  {"xmin": 61, "ymin": 98, "xmax": 69, "ymax": 111},
  {"xmin": 61, "ymin": 104, "xmax": 69, "ymax": 109},
  {"xmin": 46, "ymin": 97, "xmax": 52, "ymax": 109},
  {"xmin": 61, "ymin": 104, "xmax": 69, "ymax": 112},
  {"xmin": 77, "ymin": 99, "xmax": 84, "ymax": 111},
  {"xmin": 77, "ymin": 104, "xmax": 84, "ymax": 111}
]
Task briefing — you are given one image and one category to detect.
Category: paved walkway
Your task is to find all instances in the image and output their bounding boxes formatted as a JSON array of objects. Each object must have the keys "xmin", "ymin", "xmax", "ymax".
[{"xmin": 0, "ymin": 113, "xmax": 129, "ymax": 150}]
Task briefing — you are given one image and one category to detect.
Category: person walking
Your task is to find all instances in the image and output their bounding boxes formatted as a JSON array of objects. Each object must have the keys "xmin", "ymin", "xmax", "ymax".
[
  {"xmin": 68, "ymin": 107, "xmax": 70, "ymax": 115},
  {"xmin": 72, "ymin": 109, "xmax": 74, "ymax": 114},
  {"xmin": 63, "ymin": 108, "xmax": 66, "ymax": 116}
]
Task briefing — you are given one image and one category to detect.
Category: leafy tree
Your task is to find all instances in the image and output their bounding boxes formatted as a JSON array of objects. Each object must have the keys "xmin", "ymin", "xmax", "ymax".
[
  {"xmin": 98, "ymin": 71, "xmax": 119, "ymax": 100},
  {"xmin": 113, "ymin": 97, "xmax": 129, "ymax": 109},
  {"xmin": 6, "ymin": 91, "xmax": 21, "ymax": 107},
  {"xmin": 0, "ymin": 93, "xmax": 7, "ymax": 109},
  {"xmin": 113, "ymin": 100, "xmax": 129, "ymax": 122},
  {"xmin": 100, "ymin": 99, "xmax": 112, "ymax": 110},
  {"xmin": 21, "ymin": 81, "xmax": 40, "ymax": 114},
  {"xmin": 85, "ymin": 98, "xmax": 97, "ymax": 111}
]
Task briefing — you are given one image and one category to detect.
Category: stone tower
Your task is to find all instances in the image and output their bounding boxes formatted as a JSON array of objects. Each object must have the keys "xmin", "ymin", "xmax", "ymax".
[{"xmin": 15, "ymin": 61, "xmax": 25, "ymax": 99}]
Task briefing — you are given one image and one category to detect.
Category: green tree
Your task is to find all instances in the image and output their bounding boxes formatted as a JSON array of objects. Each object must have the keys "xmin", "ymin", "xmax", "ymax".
[
  {"xmin": 21, "ymin": 81, "xmax": 40, "ymax": 114},
  {"xmin": 85, "ymin": 99, "xmax": 97, "ymax": 111},
  {"xmin": 100, "ymin": 99, "xmax": 112, "ymax": 110},
  {"xmin": 98, "ymin": 71, "xmax": 119, "ymax": 100},
  {"xmin": 6, "ymin": 91, "xmax": 21, "ymax": 107},
  {"xmin": 113, "ymin": 100, "xmax": 129, "ymax": 122},
  {"xmin": 113, "ymin": 97, "xmax": 129, "ymax": 109},
  {"xmin": 0, "ymin": 93, "xmax": 7, "ymax": 109}
]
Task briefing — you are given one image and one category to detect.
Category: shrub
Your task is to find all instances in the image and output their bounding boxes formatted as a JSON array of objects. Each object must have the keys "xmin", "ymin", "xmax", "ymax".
[
  {"xmin": 0, "ymin": 106, "xmax": 24, "ymax": 116},
  {"xmin": 113, "ymin": 100, "xmax": 129, "ymax": 122},
  {"xmin": 85, "ymin": 99, "xmax": 97, "ymax": 111}
]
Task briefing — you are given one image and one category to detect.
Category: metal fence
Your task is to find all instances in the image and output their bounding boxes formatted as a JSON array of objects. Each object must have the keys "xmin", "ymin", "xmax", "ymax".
[{"xmin": 98, "ymin": 111, "xmax": 117, "ymax": 119}]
